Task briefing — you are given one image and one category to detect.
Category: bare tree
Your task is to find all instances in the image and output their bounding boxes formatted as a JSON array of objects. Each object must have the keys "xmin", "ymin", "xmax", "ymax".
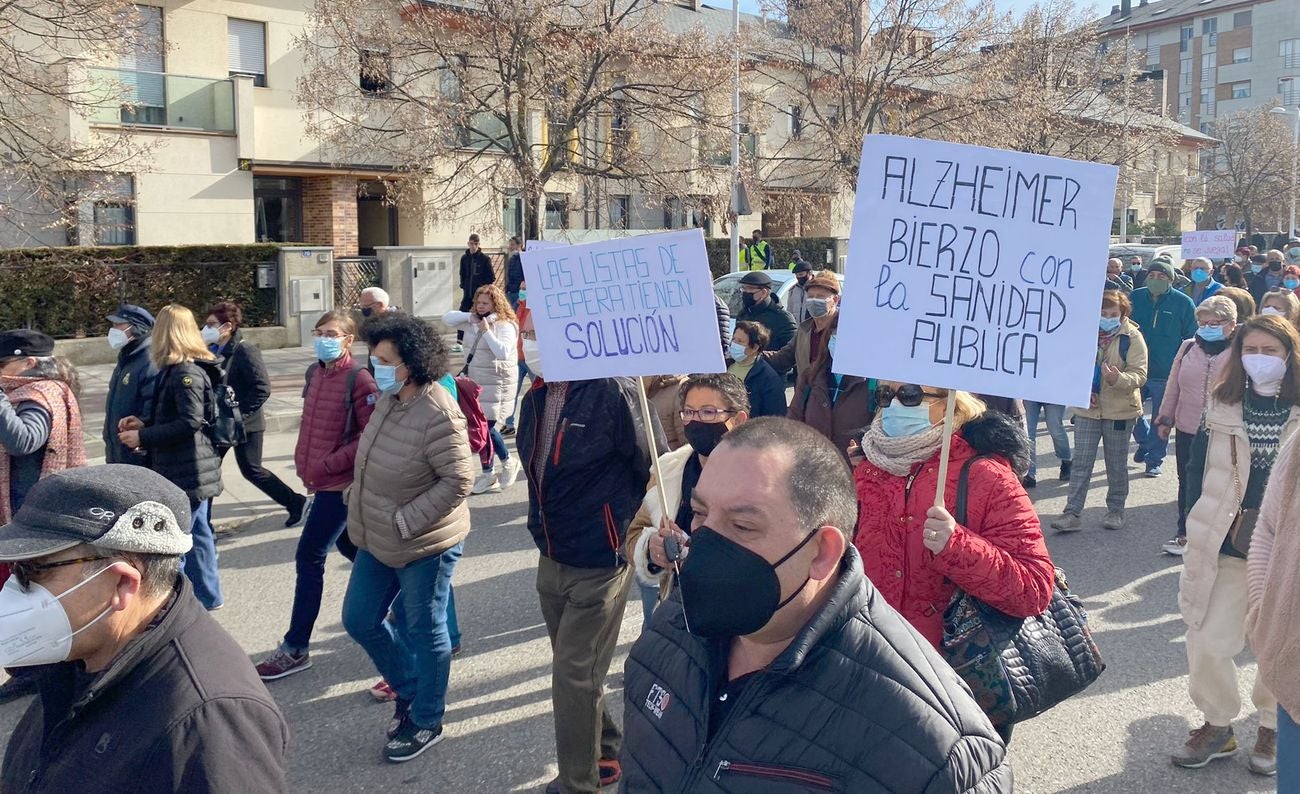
[
  {"xmin": 1202, "ymin": 107, "xmax": 1292, "ymax": 237},
  {"xmin": 297, "ymin": 0, "xmax": 732, "ymax": 240},
  {"xmin": 0, "ymin": 0, "xmax": 155, "ymax": 245}
]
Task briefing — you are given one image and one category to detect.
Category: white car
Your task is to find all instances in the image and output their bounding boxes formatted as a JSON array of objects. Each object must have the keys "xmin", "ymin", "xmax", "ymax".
[{"xmin": 713, "ymin": 269, "xmax": 845, "ymax": 317}]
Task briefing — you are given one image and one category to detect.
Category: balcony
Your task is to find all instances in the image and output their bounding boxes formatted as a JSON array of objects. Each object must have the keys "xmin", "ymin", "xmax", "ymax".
[{"xmin": 88, "ymin": 68, "xmax": 235, "ymax": 133}]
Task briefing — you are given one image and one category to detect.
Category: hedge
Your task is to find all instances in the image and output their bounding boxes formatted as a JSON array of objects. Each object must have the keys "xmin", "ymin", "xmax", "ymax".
[
  {"xmin": 703, "ymin": 237, "xmax": 839, "ymax": 279},
  {"xmin": 0, "ymin": 245, "xmax": 281, "ymax": 338}
]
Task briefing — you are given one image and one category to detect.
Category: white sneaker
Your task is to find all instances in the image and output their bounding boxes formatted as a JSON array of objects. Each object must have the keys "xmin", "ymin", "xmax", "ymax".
[
  {"xmin": 1162, "ymin": 536, "xmax": 1188, "ymax": 556},
  {"xmin": 498, "ymin": 458, "xmax": 521, "ymax": 489},
  {"xmin": 471, "ymin": 470, "xmax": 500, "ymax": 494}
]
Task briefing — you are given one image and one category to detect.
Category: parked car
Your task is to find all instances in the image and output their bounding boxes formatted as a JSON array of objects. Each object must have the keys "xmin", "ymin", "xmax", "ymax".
[{"xmin": 713, "ymin": 270, "xmax": 845, "ymax": 316}]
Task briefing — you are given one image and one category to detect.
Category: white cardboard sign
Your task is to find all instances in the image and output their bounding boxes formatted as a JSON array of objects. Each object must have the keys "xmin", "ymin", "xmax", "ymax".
[
  {"xmin": 520, "ymin": 228, "xmax": 725, "ymax": 381},
  {"xmin": 834, "ymin": 134, "xmax": 1119, "ymax": 407},
  {"xmin": 1180, "ymin": 230, "xmax": 1237, "ymax": 260}
]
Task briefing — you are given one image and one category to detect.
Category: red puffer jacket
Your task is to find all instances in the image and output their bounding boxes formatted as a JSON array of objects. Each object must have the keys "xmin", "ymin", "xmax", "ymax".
[
  {"xmin": 853, "ymin": 411, "xmax": 1055, "ymax": 647},
  {"xmin": 294, "ymin": 352, "xmax": 379, "ymax": 492}
]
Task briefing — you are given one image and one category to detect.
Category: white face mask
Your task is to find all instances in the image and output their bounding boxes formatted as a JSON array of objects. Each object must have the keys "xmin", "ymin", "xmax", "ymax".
[
  {"xmin": 1242, "ymin": 353, "xmax": 1288, "ymax": 397},
  {"xmin": 107, "ymin": 328, "xmax": 131, "ymax": 350},
  {"xmin": 200, "ymin": 326, "xmax": 222, "ymax": 345},
  {"xmin": 522, "ymin": 338, "xmax": 544, "ymax": 379},
  {"xmin": 1261, "ymin": 306, "xmax": 1284, "ymax": 317},
  {"xmin": 0, "ymin": 564, "xmax": 119, "ymax": 668}
]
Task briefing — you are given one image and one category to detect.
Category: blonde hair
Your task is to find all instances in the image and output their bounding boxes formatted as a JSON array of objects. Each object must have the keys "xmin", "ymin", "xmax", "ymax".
[
  {"xmin": 473, "ymin": 284, "xmax": 518, "ymax": 325},
  {"xmin": 929, "ymin": 388, "xmax": 987, "ymax": 430},
  {"xmin": 151, "ymin": 304, "xmax": 213, "ymax": 368}
]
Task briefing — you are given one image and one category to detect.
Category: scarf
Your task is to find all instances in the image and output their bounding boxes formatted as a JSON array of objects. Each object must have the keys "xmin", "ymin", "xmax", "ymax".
[
  {"xmin": 0, "ymin": 377, "xmax": 86, "ymax": 523},
  {"xmin": 860, "ymin": 419, "xmax": 946, "ymax": 477}
]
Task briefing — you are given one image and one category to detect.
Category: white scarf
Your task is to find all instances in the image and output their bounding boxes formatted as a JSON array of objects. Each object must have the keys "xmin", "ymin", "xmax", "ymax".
[{"xmin": 861, "ymin": 420, "xmax": 946, "ymax": 477}]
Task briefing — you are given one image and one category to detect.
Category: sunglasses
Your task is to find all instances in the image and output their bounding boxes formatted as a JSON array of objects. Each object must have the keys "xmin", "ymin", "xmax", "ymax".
[
  {"xmin": 10, "ymin": 555, "xmax": 110, "ymax": 591},
  {"xmin": 875, "ymin": 384, "xmax": 943, "ymax": 408}
]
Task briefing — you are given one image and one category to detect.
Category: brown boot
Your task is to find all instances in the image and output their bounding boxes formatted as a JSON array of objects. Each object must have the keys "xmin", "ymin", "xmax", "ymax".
[
  {"xmin": 1249, "ymin": 727, "xmax": 1277, "ymax": 776},
  {"xmin": 1171, "ymin": 722, "xmax": 1236, "ymax": 768}
]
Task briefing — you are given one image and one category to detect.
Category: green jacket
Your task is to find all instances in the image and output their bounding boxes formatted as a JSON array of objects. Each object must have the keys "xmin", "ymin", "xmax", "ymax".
[{"xmin": 1129, "ymin": 287, "xmax": 1197, "ymax": 381}]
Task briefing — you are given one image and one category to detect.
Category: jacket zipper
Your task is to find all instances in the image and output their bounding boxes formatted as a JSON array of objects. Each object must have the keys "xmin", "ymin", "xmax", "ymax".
[
  {"xmin": 712, "ymin": 760, "xmax": 837, "ymax": 790},
  {"xmin": 552, "ymin": 417, "xmax": 569, "ymax": 466},
  {"xmin": 681, "ymin": 675, "xmax": 772, "ymax": 789},
  {"xmin": 528, "ymin": 389, "xmax": 554, "ymax": 559},
  {"xmin": 602, "ymin": 503, "xmax": 619, "ymax": 558},
  {"xmin": 354, "ymin": 400, "xmax": 395, "ymax": 549}
]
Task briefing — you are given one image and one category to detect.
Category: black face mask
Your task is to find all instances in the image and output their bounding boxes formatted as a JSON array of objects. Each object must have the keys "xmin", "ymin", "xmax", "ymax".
[
  {"xmin": 741, "ymin": 292, "xmax": 759, "ymax": 309},
  {"xmin": 682, "ymin": 420, "xmax": 728, "ymax": 457},
  {"xmin": 795, "ymin": 274, "xmax": 810, "ymax": 285},
  {"xmin": 1270, "ymin": 261, "xmax": 1284, "ymax": 272},
  {"xmin": 361, "ymin": 307, "xmax": 374, "ymax": 317},
  {"xmin": 677, "ymin": 526, "xmax": 817, "ymax": 638}
]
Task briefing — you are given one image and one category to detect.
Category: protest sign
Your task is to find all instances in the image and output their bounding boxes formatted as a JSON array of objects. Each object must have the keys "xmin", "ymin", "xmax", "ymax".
[
  {"xmin": 1180, "ymin": 230, "xmax": 1237, "ymax": 260},
  {"xmin": 835, "ymin": 134, "xmax": 1119, "ymax": 410},
  {"xmin": 519, "ymin": 228, "xmax": 725, "ymax": 383},
  {"xmin": 525, "ymin": 239, "xmax": 563, "ymax": 251}
]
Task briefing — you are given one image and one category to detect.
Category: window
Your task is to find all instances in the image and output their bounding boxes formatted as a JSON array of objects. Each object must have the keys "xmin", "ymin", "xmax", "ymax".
[
  {"xmin": 1231, "ymin": 81, "xmax": 1250, "ymax": 99},
  {"xmin": 359, "ymin": 49, "xmax": 391, "ymax": 94},
  {"xmin": 92, "ymin": 175, "xmax": 136, "ymax": 245},
  {"xmin": 253, "ymin": 177, "xmax": 302, "ymax": 243},
  {"xmin": 1280, "ymin": 78, "xmax": 1299, "ymax": 106},
  {"xmin": 788, "ymin": 105, "xmax": 803, "ymax": 139},
  {"xmin": 1202, "ymin": 17, "xmax": 1217, "ymax": 48},
  {"xmin": 121, "ymin": 6, "xmax": 165, "ymax": 125},
  {"xmin": 227, "ymin": 19, "xmax": 266, "ymax": 86},
  {"xmin": 545, "ymin": 193, "xmax": 568, "ymax": 230},
  {"xmin": 502, "ymin": 193, "xmax": 523, "ymax": 239},
  {"xmin": 1180, "ymin": 57, "xmax": 1192, "ymax": 86},
  {"xmin": 1201, "ymin": 52, "xmax": 1214, "ymax": 81},
  {"xmin": 1180, "ymin": 26, "xmax": 1193, "ymax": 53},
  {"xmin": 1283, "ymin": 39, "xmax": 1300, "ymax": 69},
  {"xmin": 608, "ymin": 195, "xmax": 629, "ymax": 230},
  {"xmin": 1232, "ymin": 47, "xmax": 1251, "ymax": 63},
  {"xmin": 1233, "ymin": 10, "xmax": 1251, "ymax": 28},
  {"xmin": 663, "ymin": 197, "xmax": 687, "ymax": 229}
]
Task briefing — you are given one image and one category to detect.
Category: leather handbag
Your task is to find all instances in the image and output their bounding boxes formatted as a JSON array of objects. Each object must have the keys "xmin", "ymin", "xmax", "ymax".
[{"xmin": 940, "ymin": 455, "xmax": 1106, "ymax": 727}]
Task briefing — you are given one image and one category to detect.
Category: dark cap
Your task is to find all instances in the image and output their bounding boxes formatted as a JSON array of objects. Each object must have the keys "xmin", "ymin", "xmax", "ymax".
[
  {"xmin": 106, "ymin": 304, "xmax": 155, "ymax": 332},
  {"xmin": 0, "ymin": 329, "xmax": 54, "ymax": 359},
  {"xmin": 791, "ymin": 260, "xmax": 813, "ymax": 274},
  {"xmin": 738, "ymin": 271, "xmax": 774, "ymax": 287},
  {"xmin": 0, "ymin": 465, "xmax": 193, "ymax": 561},
  {"xmin": 1147, "ymin": 259, "xmax": 1177, "ymax": 281}
]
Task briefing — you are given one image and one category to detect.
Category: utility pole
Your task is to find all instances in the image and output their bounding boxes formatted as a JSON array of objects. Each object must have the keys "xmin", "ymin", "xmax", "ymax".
[{"xmin": 729, "ymin": 0, "xmax": 741, "ymax": 273}]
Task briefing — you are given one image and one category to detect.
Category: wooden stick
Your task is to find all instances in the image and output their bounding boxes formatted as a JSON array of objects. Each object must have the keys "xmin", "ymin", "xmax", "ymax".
[
  {"xmin": 933, "ymin": 390, "xmax": 958, "ymax": 509},
  {"xmin": 637, "ymin": 376, "xmax": 672, "ymax": 525}
]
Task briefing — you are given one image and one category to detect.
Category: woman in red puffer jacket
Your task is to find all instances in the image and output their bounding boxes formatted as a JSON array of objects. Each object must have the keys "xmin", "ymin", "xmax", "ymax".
[{"xmin": 851, "ymin": 383, "xmax": 1055, "ymax": 649}]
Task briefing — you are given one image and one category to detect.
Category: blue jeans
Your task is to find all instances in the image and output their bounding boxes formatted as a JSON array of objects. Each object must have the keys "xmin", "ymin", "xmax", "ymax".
[
  {"xmin": 1023, "ymin": 401, "xmax": 1071, "ymax": 478},
  {"xmin": 1132, "ymin": 378, "xmax": 1169, "ymax": 468},
  {"xmin": 183, "ymin": 499, "xmax": 223, "ymax": 609},
  {"xmin": 481, "ymin": 422, "xmax": 509, "ymax": 470},
  {"xmin": 390, "ymin": 584, "xmax": 460, "ymax": 648},
  {"xmin": 504, "ymin": 362, "xmax": 531, "ymax": 428},
  {"xmin": 343, "ymin": 546, "xmax": 461, "ymax": 727},
  {"xmin": 637, "ymin": 580, "xmax": 659, "ymax": 631},
  {"xmin": 283, "ymin": 491, "xmax": 357, "ymax": 654},
  {"xmin": 1281, "ymin": 705, "xmax": 1300, "ymax": 790}
]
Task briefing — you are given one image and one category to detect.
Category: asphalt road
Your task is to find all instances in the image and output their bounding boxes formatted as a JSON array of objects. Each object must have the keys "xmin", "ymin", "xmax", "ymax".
[{"xmin": 0, "ymin": 427, "xmax": 1279, "ymax": 793}]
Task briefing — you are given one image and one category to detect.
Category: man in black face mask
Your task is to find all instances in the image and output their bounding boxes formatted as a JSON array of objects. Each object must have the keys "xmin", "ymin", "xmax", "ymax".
[
  {"xmin": 621, "ymin": 417, "xmax": 1012, "ymax": 792},
  {"xmin": 733, "ymin": 271, "xmax": 796, "ymax": 351},
  {"xmin": 785, "ymin": 260, "xmax": 813, "ymax": 323}
]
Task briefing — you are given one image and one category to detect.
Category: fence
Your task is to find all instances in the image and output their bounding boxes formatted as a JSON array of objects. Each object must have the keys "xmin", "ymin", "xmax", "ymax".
[{"xmin": 335, "ymin": 256, "xmax": 381, "ymax": 309}]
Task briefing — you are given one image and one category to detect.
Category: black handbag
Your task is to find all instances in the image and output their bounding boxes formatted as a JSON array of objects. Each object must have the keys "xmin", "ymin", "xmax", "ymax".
[{"xmin": 940, "ymin": 455, "xmax": 1105, "ymax": 727}]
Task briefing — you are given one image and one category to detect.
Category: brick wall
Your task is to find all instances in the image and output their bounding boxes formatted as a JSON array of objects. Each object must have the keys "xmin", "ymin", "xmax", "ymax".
[{"xmin": 302, "ymin": 176, "xmax": 359, "ymax": 256}]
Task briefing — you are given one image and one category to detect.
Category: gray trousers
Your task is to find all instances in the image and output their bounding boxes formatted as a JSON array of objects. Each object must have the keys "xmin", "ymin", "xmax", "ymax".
[{"xmin": 1065, "ymin": 416, "xmax": 1135, "ymax": 516}]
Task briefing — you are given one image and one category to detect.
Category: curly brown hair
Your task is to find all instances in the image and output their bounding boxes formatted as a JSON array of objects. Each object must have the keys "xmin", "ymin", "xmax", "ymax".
[{"xmin": 472, "ymin": 284, "xmax": 518, "ymax": 325}]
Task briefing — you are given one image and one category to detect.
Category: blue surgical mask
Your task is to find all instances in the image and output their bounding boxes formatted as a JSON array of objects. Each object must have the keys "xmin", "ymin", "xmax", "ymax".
[
  {"xmin": 1197, "ymin": 325, "xmax": 1225, "ymax": 342},
  {"xmin": 370, "ymin": 357, "xmax": 405, "ymax": 395},
  {"xmin": 1100, "ymin": 316, "xmax": 1122, "ymax": 332},
  {"xmin": 1252, "ymin": 263, "xmax": 1265, "ymax": 274},
  {"xmin": 314, "ymin": 336, "xmax": 344, "ymax": 362},
  {"xmin": 880, "ymin": 400, "xmax": 934, "ymax": 438},
  {"xmin": 1286, "ymin": 278, "xmax": 1300, "ymax": 290},
  {"xmin": 728, "ymin": 342, "xmax": 748, "ymax": 361},
  {"xmin": 1191, "ymin": 269, "xmax": 1209, "ymax": 284},
  {"xmin": 828, "ymin": 333, "xmax": 837, "ymax": 357},
  {"xmin": 518, "ymin": 289, "xmax": 528, "ymax": 301}
]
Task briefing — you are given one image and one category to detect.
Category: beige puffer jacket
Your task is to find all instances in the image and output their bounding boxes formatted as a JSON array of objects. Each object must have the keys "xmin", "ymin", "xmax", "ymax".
[
  {"xmin": 1071, "ymin": 318, "xmax": 1148, "ymax": 420},
  {"xmin": 347, "ymin": 382, "xmax": 474, "ymax": 568}
]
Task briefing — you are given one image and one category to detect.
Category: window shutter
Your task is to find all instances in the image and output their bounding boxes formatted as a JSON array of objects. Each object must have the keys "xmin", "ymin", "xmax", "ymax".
[
  {"xmin": 121, "ymin": 6, "xmax": 165, "ymax": 107},
  {"xmin": 228, "ymin": 19, "xmax": 266, "ymax": 76}
]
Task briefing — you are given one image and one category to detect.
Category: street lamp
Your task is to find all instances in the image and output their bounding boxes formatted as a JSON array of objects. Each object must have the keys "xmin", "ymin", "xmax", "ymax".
[{"xmin": 1271, "ymin": 103, "xmax": 1299, "ymax": 238}]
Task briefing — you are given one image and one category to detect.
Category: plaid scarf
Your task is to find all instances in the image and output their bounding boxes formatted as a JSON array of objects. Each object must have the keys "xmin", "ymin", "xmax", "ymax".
[{"xmin": 0, "ymin": 377, "xmax": 86, "ymax": 523}]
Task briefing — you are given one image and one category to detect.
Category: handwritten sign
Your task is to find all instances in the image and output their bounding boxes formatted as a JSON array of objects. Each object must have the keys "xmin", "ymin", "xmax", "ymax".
[
  {"xmin": 834, "ymin": 134, "xmax": 1119, "ymax": 407},
  {"xmin": 1181, "ymin": 230, "xmax": 1237, "ymax": 260},
  {"xmin": 520, "ymin": 229, "xmax": 725, "ymax": 381}
]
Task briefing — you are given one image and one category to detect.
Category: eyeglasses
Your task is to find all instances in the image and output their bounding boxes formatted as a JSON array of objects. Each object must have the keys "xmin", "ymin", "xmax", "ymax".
[
  {"xmin": 874, "ymin": 384, "xmax": 943, "ymax": 408},
  {"xmin": 311, "ymin": 330, "xmax": 348, "ymax": 339},
  {"xmin": 679, "ymin": 407, "xmax": 737, "ymax": 423},
  {"xmin": 10, "ymin": 555, "xmax": 110, "ymax": 590}
]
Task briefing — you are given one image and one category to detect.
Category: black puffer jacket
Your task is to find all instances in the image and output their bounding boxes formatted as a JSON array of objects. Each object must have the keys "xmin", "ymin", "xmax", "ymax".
[
  {"xmin": 104, "ymin": 336, "xmax": 158, "ymax": 465},
  {"xmin": 216, "ymin": 332, "xmax": 271, "ymax": 435},
  {"xmin": 621, "ymin": 546, "xmax": 1013, "ymax": 793},
  {"xmin": 138, "ymin": 360, "xmax": 223, "ymax": 502},
  {"xmin": 736, "ymin": 296, "xmax": 797, "ymax": 351}
]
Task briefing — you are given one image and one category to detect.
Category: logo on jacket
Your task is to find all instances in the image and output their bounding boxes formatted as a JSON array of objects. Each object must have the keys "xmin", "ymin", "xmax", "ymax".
[
  {"xmin": 645, "ymin": 683, "xmax": 672, "ymax": 719},
  {"xmin": 181, "ymin": 375, "xmax": 193, "ymax": 386},
  {"xmin": 95, "ymin": 732, "xmax": 111, "ymax": 753},
  {"xmin": 366, "ymin": 394, "xmax": 377, "ymax": 405},
  {"xmin": 122, "ymin": 373, "xmax": 130, "ymax": 385}
]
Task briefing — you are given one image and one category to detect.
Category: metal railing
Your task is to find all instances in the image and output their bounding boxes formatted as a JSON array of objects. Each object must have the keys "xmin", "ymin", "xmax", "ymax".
[
  {"xmin": 334, "ymin": 257, "xmax": 381, "ymax": 310},
  {"xmin": 87, "ymin": 68, "xmax": 235, "ymax": 133}
]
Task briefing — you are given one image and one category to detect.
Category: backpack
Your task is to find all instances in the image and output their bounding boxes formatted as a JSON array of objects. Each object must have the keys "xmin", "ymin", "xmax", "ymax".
[
  {"xmin": 452, "ymin": 375, "xmax": 490, "ymax": 453},
  {"xmin": 303, "ymin": 359, "xmax": 367, "ymax": 442}
]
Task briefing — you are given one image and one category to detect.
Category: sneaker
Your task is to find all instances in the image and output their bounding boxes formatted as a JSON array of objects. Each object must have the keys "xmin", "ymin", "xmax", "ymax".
[
  {"xmin": 1133, "ymin": 449, "xmax": 1146, "ymax": 464},
  {"xmin": 1162, "ymin": 536, "xmax": 1188, "ymax": 556},
  {"xmin": 385, "ymin": 721, "xmax": 443, "ymax": 762},
  {"xmin": 255, "ymin": 648, "xmax": 312, "ymax": 681},
  {"xmin": 285, "ymin": 494, "xmax": 308, "ymax": 528},
  {"xmin": 498, "ymin": 458, "xmax": 521, "ymax": 489},
  {"xmin": 451, "ymin": 343, "xmax": 463, "ymax": 354},
  {"xmin": 387, "ymin": 698, "xmax": 412, "ymax": 739},
  {"xmin": 1145, "ymin": 465, "xmax": 1163, "ymax": 478},
  {"xmin": 369, "ymin": 679, "xmax": 397, "ymax": 702},
  {"xmin": 1059, "ymin": 460, "xmax": 1072, "ymax": 481},
  {"xmin": 501, "ymin": 425, "xmax": 516, "ymax": 437},
  {"xmin": 471, "ymin": 470, "xmax": 500, "ymax": 495},
  {"xmin": 1249, "ymin": 727, "xmax": 1277, "ymax": 776},
  {"xmin": 1022, "ymin": 475, "xmax": 1037, "ymax": 489},
  {"xmin": 1050, "ymin": 514, "xmax": 1081, "ymax": 532},
  {"xmin": 1102, "ymin": 511, "xmax": 1125, "ymax": 530},
  {"xmin": 1171, "ymin": 722, "xmax": 1237, "ymax": 768},
  {"xmin": 451, "ymin": 644, "xmax": 462, "ymax": 656},
  {"xmin": 599, "ymin": 758, "xmax": 623, "ymax": 787}
]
